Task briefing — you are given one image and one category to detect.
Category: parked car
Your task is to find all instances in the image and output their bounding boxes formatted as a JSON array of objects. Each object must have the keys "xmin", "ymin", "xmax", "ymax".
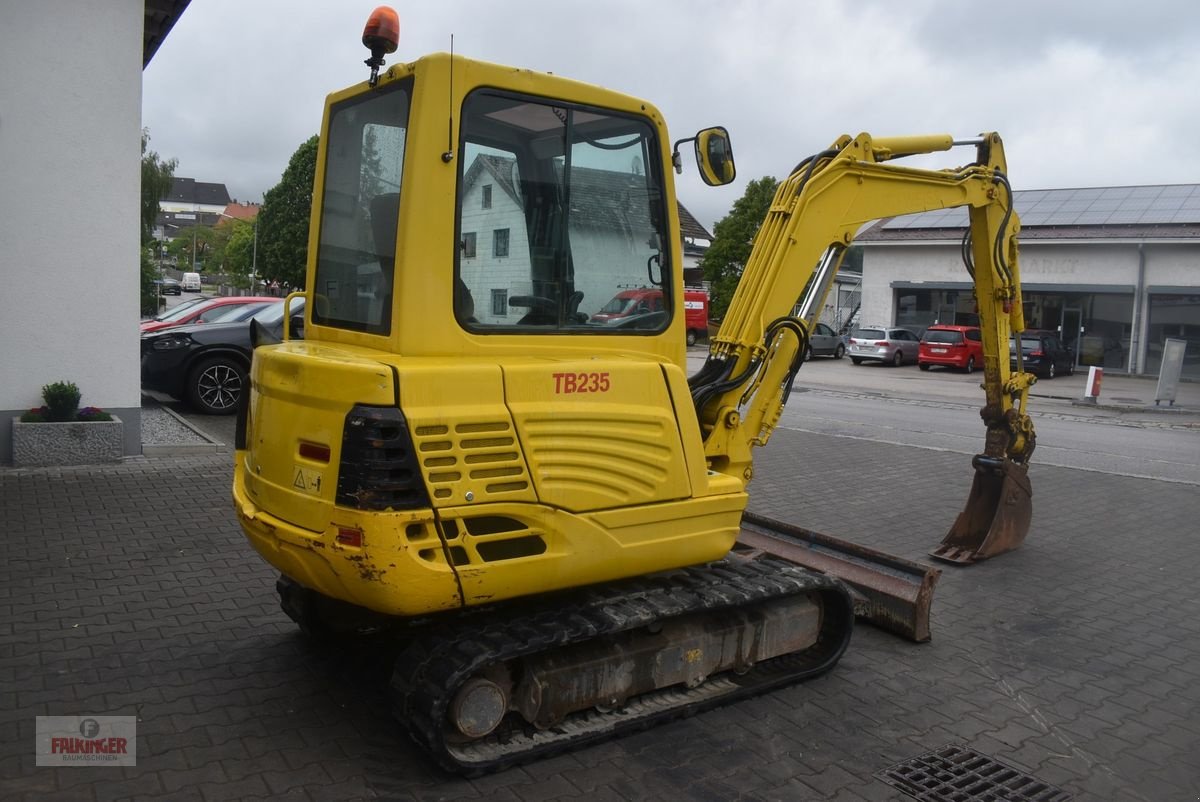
[
  {"xmin": 181, "ymin": 272, "xmax": 203, "ymax": 292},
  {"xmin": 918, "ymin": 324, "xmax": 984, "ymax": 373},
  {"xmin": 804, "ymin": 322, "xmax": 846, "ymax": 360},
  {"xmin": 141, "ymin": 299, "xmax": 305, "ymax": 414},
  {"xmin": 848, "ymin": 326, "xmax": 921, "ymax": 366},
  {"xmin": 139, "ymin": 296, "xmax": 276, "ymax": 334},
  {"xmin": 1010, "ymin": 330, "xmax": 1075, "ymax": 378},
  {"xmin": 154, "ymin": 277, "xmax": 182, "ymax": 295}
]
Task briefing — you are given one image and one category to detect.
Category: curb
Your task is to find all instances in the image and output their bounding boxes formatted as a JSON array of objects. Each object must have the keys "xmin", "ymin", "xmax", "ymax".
[
  {"xmin": 1067, "ymin": 397, "xmax": 1200, "ymax": 414},
  {"xmin": 141, "ymin": 404, "xmax": 223, "ymax": 457}
]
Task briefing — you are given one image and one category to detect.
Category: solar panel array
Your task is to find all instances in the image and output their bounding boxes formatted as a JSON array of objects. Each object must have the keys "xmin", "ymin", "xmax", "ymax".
[{"xmin": 881, "ymin": 184, "xmax": 1200, "ymax": 229}]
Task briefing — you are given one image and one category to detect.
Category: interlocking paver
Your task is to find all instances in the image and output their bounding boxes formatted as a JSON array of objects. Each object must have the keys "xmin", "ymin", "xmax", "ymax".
[{"xmin": 3, "ymin": 421, "xmax": 1200, "ymax": 800}]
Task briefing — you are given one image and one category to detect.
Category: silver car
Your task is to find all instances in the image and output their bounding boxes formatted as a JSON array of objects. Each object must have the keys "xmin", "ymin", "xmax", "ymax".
[
  {"xmin": 849, "ymin": 326, "xmax": 921, "ymax": 366},
  {"xmin": 804, "ymin": 322, "xmax": 846, "ymax": 360}
]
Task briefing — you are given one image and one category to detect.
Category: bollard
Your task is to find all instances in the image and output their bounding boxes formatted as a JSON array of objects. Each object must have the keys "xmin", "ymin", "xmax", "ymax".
[{"xmin": 1080, "ymin": 366, "xmax": 1103, "ymax": 404}]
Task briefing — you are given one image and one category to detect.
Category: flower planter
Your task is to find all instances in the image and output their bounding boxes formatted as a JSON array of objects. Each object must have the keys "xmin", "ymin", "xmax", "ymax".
[{"xmin": 11, "ymin": 416, "xmax": 124, "ymax": 467}]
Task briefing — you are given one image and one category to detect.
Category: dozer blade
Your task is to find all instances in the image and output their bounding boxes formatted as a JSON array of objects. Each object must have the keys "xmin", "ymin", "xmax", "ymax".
[
  {"xmin": 930, "ymin": 455, "xmax": 1033, "ymax": 565},
  {"xmin": 735, "ymin": 512, "xmax": 941, "ymax": 643}
]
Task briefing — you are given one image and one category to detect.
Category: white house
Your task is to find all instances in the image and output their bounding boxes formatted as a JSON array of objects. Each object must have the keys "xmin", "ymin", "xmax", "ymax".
[{"xmin": 458, "ymin": 153, "xmax": 713, "ymax": 325}]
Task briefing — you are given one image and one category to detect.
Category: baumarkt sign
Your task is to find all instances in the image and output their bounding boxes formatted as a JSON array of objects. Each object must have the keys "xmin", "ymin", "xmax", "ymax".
[{"xmin": 36, "ymin": 716, "xmax": 137, "ymax": 766}]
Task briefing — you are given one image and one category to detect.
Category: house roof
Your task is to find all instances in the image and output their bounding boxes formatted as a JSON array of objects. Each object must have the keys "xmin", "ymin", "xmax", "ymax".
[
  {"xmin": 220, "ymin": 202, "xmax": 261, "ymax": 222},
  {"xmin": 164, "ymin": 177, "xmax": 232, "ymax": 206},
  {"xmin": 859, "ymin": 183, "xmax": 1200, "ymax": 243},
  {"xmin": 463, "ymin": 153, "xmax": 714, "ymax": 241},
  {"xmin": 677, "ymin": 204, "xmax": 713, "ymax": 242},
  {"xmin": 144, "ymin": 0, "xmax": 190, "ymax": 68}
]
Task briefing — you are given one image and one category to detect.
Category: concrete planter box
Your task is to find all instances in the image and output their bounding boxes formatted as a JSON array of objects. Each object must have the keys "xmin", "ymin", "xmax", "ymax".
[{"xmin": 11, "ymin": 416, "xmax": 124, "ymax": 467}]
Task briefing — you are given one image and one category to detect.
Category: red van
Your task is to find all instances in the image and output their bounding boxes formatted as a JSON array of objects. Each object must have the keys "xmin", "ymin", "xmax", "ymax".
[
  {"xmin": 591, "ymin": 287, "xmax": 710, "ymax": 345},
  {"xmin": 918, "ymin": 324, "xmax": 984, "ymax": 373}
]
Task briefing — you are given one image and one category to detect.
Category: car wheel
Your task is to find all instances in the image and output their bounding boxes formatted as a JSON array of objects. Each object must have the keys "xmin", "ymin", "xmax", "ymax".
[
  {"xmin": 803, "ymin": 346, "xmax": 813, "ymax": 362},
  {"xmin": 965, "ymin": 356, "xmax": 975, "ymax": 374},
  {"xmin": 851, "ymin": 357, "xmax": 863, "ymax": 365},
  {"xmin": 919, "ymin": 362, "xmax": 930, "ymax": 371},
  {"xmin": 1067, "ymin": 362, "xmax": 1075, "ymax": 376},
  {"xmin": 686, "ymin": 329, "xmax": 697, "ymax": 347},
  {"xmin": 892, "ymin": 351, "xmax": 903, "ymax": 367},
  {"xmin": 1046, "ymin": 361, "xmax": 1056, "ymax": 379},
  {"xmin": 834, "ymin": 344, "xmax": 845, "ymax": 359},
  {"xmin": 187, "ymin": 356, "xmax": 246, "ymax": 415}
]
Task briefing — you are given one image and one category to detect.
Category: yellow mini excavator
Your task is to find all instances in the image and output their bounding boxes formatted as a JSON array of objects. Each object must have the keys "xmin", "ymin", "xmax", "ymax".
[{"xmin": 232, "ymin": 7, "xmax": 1036, "ymax": 774}]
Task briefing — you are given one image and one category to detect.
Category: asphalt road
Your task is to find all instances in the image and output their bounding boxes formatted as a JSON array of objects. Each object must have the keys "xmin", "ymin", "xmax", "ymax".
[{"xmin": 778, "ymin": 384, "xmax": 1200, "ymax": 485}]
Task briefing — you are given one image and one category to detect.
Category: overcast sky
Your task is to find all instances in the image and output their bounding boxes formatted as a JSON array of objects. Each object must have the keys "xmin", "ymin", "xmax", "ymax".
[{"xmin": 143, "ymin": 0, "xmax": 1200, "ymax": 232}]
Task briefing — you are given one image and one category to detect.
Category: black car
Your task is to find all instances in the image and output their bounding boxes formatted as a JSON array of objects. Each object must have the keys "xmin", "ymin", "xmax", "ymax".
[
  {"xmin": 1010, "ymin": 330, "xmax": 1074, "ymax": 378},
  {"xmin": 141, "ymin": 299, "xmax": 305, "ymax": 414},
  {"xmin": 154, "ymin": 277, "xmax": 182, "ymax": 295}
]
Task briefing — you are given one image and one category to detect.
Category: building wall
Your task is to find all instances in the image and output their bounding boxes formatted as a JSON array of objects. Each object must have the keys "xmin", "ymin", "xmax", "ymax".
[
  {"xmin": 861, "ymin": 238, "xmax": 1199, "ymax": 376},
  {"xmin": 0, "ymin": 0, "xmax": 143, "ymax": 459}
]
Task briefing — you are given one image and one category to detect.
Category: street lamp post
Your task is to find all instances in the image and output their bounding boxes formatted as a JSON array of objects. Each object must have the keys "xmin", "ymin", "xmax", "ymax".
[{"xmin": 251, "ymin": 218, "xmax": 258, "ymax": 293}]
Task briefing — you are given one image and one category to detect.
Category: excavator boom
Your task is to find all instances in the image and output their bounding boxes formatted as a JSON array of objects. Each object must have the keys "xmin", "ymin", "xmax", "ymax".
[{"xmin": 690, "ymin": 132, "xmax": 1036, "ymax": 562}]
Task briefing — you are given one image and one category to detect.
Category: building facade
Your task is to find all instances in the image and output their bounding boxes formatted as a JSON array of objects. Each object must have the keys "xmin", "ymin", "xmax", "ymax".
[
  {"xmin": 0, "ymin": 1, "xmax": 188, "ymax": 463},
  {"xmin": 856, "ymin": 185, "xmax": 1200, "ymax": 379}
]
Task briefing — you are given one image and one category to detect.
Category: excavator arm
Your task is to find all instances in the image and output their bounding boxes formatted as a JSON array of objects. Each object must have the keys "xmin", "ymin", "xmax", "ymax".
[{"xmin": 690, "ymin": 132, "xmax": 1037, "ymax": 563}]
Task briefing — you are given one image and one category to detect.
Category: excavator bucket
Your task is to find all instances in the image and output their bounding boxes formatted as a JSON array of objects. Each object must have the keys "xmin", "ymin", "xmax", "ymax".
[{"xmin": 931, "ymin": 456, "xmax": 1033, "ymax": 565}]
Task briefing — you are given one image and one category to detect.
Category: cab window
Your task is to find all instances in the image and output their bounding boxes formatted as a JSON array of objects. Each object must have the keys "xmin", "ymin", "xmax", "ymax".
[
  {"xmin": 312, "ymin": 80, "xmax": 411, "ymax": 334},
  {"xmin": 454, "ymin": 90, "xmax": 671, "ymax": 334}
]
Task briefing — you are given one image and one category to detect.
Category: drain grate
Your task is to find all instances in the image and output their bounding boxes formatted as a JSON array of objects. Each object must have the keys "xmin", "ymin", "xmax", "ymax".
[{"xmin": 876, "ymin": 743, "xmax": 1072, "ymax": 802}]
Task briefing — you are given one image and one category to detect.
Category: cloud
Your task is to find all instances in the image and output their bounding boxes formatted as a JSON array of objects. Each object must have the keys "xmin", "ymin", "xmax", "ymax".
[{"xmin": 143, "ymin": 0, "xmax": 1200, "ymax": 230}]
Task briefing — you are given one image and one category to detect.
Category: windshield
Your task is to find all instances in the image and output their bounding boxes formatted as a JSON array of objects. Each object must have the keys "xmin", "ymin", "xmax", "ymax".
[
  {"xmin": 312, "ymin": 80, "xmax": 411, "ymax": 335},
  {"xmin": 455, "ymin": 90, "xmax": 670, "ymax": 334},
  {"xmin": 598, "ymin": 297, "xmax": 635, "ymax": 315},
  {"xmin": 853, "ymin": 328, "xmax": 885, "ymax": 339},
  {"xmin": 252, "ymin": 300, "xmax": 305, "ymax": 325},
  {"xmin": 153, "ymin": 297, "xmax": 208, "ymax": 322},
  {"xmin": 1011, "ymin": 337, "xmax": 1043, "ymax": 350},
  {"xmin": 923, "ymin": 330, "xmax": 963, "ymax": 344},
  {"xmin": 208, "ymin": 303, "xmax": 270, "ymax": 323}
]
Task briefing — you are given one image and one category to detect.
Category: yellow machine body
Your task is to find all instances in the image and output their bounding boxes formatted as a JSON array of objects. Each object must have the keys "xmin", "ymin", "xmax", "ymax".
[
  {"xmin": 234, "ymin": 52, "xmax": 1034, "ymax": 621},
  {"xmin": 234, "ymin": 54, "xmax": 748, "ymax": 617}
]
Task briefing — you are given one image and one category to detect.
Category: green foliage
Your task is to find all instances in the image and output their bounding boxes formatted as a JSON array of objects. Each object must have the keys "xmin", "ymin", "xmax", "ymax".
[
  {"xmin": 165, "ymin": 225, "xmax": 225, "ymax": 271},
  {"xmin": 258, "ymin": 135, "xmax": 319, "ymax": 289},
  {"xmin": 699, "ymin": 176, "xmax": 780, "ymax": 319},
  {"xmin": 140, "ymin": 246, "xmax": 162, "ymax": 317},
  {"xmin": 141, "ymin": 130, "xmax": 177, "ymax": 246},
  {"xmin": 21, "ymin": 382, "xmax": 112, "ymax": 422},
  {"xmin": 223, "ymin": 218, "xmax": 257, "ymax": 280},
  {"xmin": 41, "ymin": 381, "xmax": 81, "ymax": 422},
  {"xmin": 141, "ymin": 130, "xmax": 176, "ymax": 314}
]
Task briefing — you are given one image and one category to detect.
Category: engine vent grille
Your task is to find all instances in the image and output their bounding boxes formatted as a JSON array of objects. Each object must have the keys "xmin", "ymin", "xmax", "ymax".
[{"xmin": 414, "ymin": 420, "xmax": 530, "ymax": 499}]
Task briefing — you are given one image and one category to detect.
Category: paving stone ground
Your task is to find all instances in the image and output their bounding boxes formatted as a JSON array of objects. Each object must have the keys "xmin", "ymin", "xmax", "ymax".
[{"xmin": 1, "ymin": 431, "xmax": 1198, "ymax": 801}]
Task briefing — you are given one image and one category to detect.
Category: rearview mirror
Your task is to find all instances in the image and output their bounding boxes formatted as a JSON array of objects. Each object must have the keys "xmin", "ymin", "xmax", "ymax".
[{"xmin": 695, "ymin": 127, "xmax": 736, "ymax": 186}]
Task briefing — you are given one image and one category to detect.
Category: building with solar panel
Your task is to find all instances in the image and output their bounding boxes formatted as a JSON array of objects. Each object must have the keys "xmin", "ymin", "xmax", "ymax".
[{"xmin": 856, "ymin": 184, "xmax": 1200, "ymax": 379}]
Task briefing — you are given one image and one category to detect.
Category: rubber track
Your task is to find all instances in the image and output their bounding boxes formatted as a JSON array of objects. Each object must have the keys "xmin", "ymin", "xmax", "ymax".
[{"xmin": 390, "ymin": 557, "xmax": 854, "ymax": 775}]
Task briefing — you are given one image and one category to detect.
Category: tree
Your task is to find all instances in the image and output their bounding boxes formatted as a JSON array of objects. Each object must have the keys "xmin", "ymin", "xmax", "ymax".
[
  {"xmin": 140, "ymin": 130, "xmax": 177, "ymax": 315},
  {"xmin": 141, "ymin": 130, "xmax": 177, "ymax": 246},
  {"xmin": 223, "ymin": 218, "xmax": 257, "ymax": 286},
  {"xmin": 699, "ymin": 177, "xmax": 779, "ymax": 320},
  {"xmin": 165, "ymin": 224, "xmax": 223, "ymax": 271},
  {"xmin": 257, "ymin": 135, "xmax": 318, "ymax": 288}
]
